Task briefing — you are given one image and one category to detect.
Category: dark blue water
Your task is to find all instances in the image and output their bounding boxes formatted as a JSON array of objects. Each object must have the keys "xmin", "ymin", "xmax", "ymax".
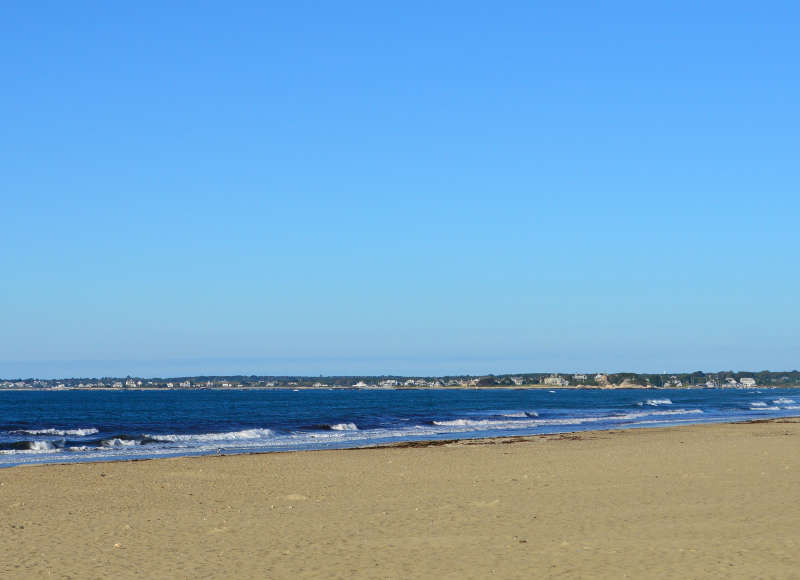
[{"xmin": 1, "ymin": 387, "xmax": 798, "ymax": 467}]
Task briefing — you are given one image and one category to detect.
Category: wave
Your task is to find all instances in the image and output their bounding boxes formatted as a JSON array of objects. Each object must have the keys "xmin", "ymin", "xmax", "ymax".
[
  {"xmin": 330, "ymin": 423, "xmax": 358, "ymax": 431},
  {"xmin": 147, "ymin": 428, "xmax": 275, "ymax": 443},
  {"xmin": 498, "ymin": 411, "xmax": 538, "ymax": 418},
  {"xmin": 773, "ymin": 398, "xmax": 796, "ymax": 405},
  {"xmin": 101, "ymin": 437, "xmax": 141, "ymax": 447},
  {"xmin": 637, "ymin": 399, "xmax": 672, "ymax": 407},
  {"xmin": 432, "ymin": 409, "xmax": 703, "ymax": 430},
  {"xmin": 0, "ymin": 440, "xmax": 63, "ymax": 453},
  {"xmin": 13, "ymin": 428, "xmax": 98, "ymax": 437}
]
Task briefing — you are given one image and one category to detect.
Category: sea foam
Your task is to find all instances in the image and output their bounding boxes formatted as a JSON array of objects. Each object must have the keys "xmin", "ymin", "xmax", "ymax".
[
  {"xmin": 15, "ymin": 428, "xmax": 99, "ymax": 437},
  {"xmin": 773, "ymin": 398, "xmax": 796, "ymax": 405},
  {"xmin": 148, "ymin": 428, "xmax": 275, "ymax": 443},
  {"xmin": 637, "ymin": 399, "xmax": 672, "ymax": 407}
]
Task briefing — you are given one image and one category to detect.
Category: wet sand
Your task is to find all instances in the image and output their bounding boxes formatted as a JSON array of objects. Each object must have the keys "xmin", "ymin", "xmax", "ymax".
[{"xmin": 2, "ymin": 419, "xmax": 800, "ymax": 579}]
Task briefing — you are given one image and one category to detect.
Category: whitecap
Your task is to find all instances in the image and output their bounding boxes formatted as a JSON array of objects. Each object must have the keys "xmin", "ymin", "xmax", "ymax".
[
  {"xmin": 330, "ymin": 423, "xmax": 358, "ymax": 431},
  {"xmin": 101, "ymin": 438, "xmax": 140, "ymax": 447},
  {"xmin": 15, "ymin": 428, "xmax": 99, "ymax": 437},
  {"xmin": 148, "ymin": 428, "xmax": 275, "ymax": 443},
  {"xmin": 637, "ymin": 399, "xmax": 672, "ymax": 407}
]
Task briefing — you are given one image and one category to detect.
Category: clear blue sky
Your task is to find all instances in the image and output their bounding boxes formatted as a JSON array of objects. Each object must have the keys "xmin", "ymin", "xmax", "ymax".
[{"xmin": 2, "ymin": 1, "xmax": 798, "ymax": 378}]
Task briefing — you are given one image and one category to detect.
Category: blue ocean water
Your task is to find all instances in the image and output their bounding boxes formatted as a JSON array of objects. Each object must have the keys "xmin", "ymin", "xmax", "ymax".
[{"xmin": 1, "ymin": 387, "xmax": 799, "ymax": 468}]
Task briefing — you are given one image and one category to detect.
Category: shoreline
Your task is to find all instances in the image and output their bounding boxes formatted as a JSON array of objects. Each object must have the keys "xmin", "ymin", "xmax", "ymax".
[
  {"xmin": 3, "ymin": 418, "xmax": 800, "ymax": 578},
  {"xmin": 5, "ymin": 415, "xmax": 798, "ymax": 472},
  {"xmin": 0, "ymin": 384, "xmax": 793, "ymax": 392}
]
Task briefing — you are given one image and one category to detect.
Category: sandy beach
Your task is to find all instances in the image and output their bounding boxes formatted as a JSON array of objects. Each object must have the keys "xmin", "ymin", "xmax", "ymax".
[{"xmin": 2, "ymin": 419, "xmax": 800, "ymax": 579}]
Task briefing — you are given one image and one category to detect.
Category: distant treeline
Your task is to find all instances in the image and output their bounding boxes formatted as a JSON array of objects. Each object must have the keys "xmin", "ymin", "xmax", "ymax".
[{"xmin": 4, "ymin": 370, "xmax": 800, "ymax": 388}]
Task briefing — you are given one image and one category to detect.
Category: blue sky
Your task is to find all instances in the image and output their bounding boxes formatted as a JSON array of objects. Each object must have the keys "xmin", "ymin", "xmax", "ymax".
[{"xmin": 2, "ymin": 2, "xmax": 799, "ymax": 378}]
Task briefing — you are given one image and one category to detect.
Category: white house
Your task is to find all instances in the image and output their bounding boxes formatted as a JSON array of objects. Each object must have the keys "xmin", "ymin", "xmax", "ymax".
[
  {"xmin": 543, "ymin": 374, "xmax": 569, "ymax": 387},
  {"xmin": 740, "ymin": 377, "xmax": 757, "ymax": 387}
]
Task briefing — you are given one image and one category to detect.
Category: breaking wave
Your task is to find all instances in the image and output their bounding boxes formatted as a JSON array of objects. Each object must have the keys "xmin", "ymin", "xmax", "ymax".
[
  {"xmin": 14, "ymin": 428, "xmax": 98, "ymax": 437},
  {"xmin": 432, "ymin": 409, "xmax": 703, "ymax": 430},
  {"xmin": 148, "ymin": 428, "xmax": 275, "ymax": 442},
  {"xmin": 637, "ymin": 399, "xmax": 672, "ymax": 407}
]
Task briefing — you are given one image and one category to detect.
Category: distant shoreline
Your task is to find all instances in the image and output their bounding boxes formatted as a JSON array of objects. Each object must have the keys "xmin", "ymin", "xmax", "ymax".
[{"xmin": 0, "ymin": 384, "xmax": 791, "ymax": 392}]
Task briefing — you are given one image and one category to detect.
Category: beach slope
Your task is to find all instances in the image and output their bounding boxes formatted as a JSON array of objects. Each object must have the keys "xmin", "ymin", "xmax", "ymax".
[{"xmin": 2, "ymin": 419, "xmax": 800, "ymax": 578}]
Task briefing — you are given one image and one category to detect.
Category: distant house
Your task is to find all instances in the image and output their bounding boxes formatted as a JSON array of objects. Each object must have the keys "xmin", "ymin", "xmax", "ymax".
[
  {"xmin": 125, "ymin": 379, "xmax": 137, "ymax": 388},
  {"xmin": 112, "ymin": 381, "xmax": 123, "ymax": 388},
  {"xmin": 543, "ymin": 374, "xmax": 569, "ymax": 387},
  {"xmin": 573, "ymin": 374, "xmax": 587, "ymax": 381},
  {"xmin": 353, "ymin": 381, "xmax": 368, "ymax": 388},
  {"xmin": 594, "ymin": 374, "xmax": 609, "ymax": 385},
  {"xmin": 509, "ymin": 376, "xmax": 524, "ymax": 386},
  {"xmin": 740, "ymin": 378, "xmax": 757, "ymax": 387},
  {"xmin": 379, "ymin": 379, "xmax": 398, "ymax": 387},
  {"xmin": 179, "ymin": 381, "xmax": 191, "ymax": 388}
]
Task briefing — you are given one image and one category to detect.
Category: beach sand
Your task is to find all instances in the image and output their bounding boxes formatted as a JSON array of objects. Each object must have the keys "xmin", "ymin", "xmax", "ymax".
[{"xmin": 2, "ymin": 419, "xmax": 800, "ymax": 579}]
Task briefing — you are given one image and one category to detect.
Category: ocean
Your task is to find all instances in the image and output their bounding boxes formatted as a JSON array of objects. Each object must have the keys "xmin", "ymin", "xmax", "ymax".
[{"xmin": 1, "ymin": 387, "xmax": 799, "ymax": 468}]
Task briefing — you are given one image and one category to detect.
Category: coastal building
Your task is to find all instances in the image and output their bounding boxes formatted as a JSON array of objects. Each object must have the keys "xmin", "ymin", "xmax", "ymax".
[
  {"xmin": 740, "ymin": 378, "xmax": 757, "ymax": 387},
  {"xmin": 353, "ymin": 381, "xmax": 369, "ymax": 388},
  {"xmin": 573, "ymin": 374, "xmax": 587, "ymax": 381},
  {"xmin": 379, "ymin": 379, "xmax": 398, "ymax": 387},
  {"xmin": 179, "ymin": 381, "xmax": 191, "ymax": 388},
  {"xmin": 594, "ymin": 374, "xmax": 609, "ymax": 385},
  {"xmin": 509, "ymin": 376, "xmax": 524, "ymax": 386},
  {"xmin": 543, "ymin": 374, "xmax": 569, "ymax": 387},
  {"xmin": 125, "ymin": 379, "xmax": 137, "ymax": 388}
]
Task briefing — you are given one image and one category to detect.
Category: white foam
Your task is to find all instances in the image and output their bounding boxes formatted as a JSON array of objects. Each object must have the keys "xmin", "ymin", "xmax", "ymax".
[
  {"xmin": 773, "ymin": 398, "xmax": 796, "ymax": 405},
  {"xmin": 784, "ymin": 406, "xmax": 800, "ymax": 410},
  {"xmin": 500, "ymin": 412, "xmax": 527, "ymax": 418},
  {"xmin": 29, "ymin": 440, "xmax": 56, "ymax": 451},
  {"xmin": 16, "ymin": 428, "xmax": 98, "ymax": 437},
  {"xmin": 638, "ymin": 399, "xmax": 672, "ymax": 407},
  {"xmin": 432, "ymin": 409, "xmax": 703, "ymax": 430},
  {"xmin": 330, "ymin": 423, "xmax": 358, "ymax": 431},
  {"xmin": 148, "ymin": 428, "xmax": 275, "ymax": 443},
  {"xmin": 101, "ymin": 438, "xmax": 140, "ymax": 447},
  {"xmin": 750, "ymin": 402, "xmax": 768, "ymax": 407}
]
